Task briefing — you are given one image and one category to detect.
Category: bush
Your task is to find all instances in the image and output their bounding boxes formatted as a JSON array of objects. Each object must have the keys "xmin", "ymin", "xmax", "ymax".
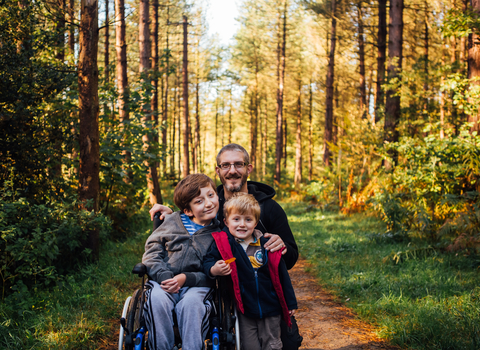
[
  {"xmin": 0, "ymin": 183, "xmax": 112, "ymax": 299},
  {"xmin": 374, "ymin": 127, "xmax": 480, "ymax": 246}
]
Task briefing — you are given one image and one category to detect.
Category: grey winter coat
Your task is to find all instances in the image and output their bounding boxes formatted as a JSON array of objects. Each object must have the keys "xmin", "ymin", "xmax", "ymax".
[{"xmin": 142, "ymin": 211, "xmax": 220, "ymax": 287}]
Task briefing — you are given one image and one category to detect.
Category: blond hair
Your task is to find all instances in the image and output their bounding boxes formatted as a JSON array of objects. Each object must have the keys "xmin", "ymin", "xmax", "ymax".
[{"xmin": 223, "ymin": 193, "xmax": 260, "ymax": 223}]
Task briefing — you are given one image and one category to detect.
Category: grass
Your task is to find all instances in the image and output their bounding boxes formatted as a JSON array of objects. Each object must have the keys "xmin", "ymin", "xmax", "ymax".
[
  {"xmin": 283, "ymin": 202, "xmax": 480, "ymax": 350},
  {"xmin": 0, "ymin": 213, "xmax": 151, "ymax": 349},
  {"xmin": 3, "ymin": 201, "xmax": 479, "ymax": 349}
]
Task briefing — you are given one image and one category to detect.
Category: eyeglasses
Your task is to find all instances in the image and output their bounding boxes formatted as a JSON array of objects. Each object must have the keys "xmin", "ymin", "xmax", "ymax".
[{"xmin": 217, "ymin": 162, "xmax": 248, "ymax": 170}]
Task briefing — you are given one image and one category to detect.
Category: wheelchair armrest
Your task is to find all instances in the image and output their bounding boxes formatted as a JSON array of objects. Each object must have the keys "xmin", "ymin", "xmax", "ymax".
[{"xmin": 132, "ymin": 263, "xmax": 147, "ymax": 277}]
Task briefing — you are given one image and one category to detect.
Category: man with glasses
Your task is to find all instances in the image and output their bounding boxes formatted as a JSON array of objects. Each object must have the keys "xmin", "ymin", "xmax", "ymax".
[
  {"xmin": 213, "ymin": 143, "xmax": 298, "ymax": 269},
  {"xmin": 150, "ymin": 143, "xmax": 298, "ymax": 270}
]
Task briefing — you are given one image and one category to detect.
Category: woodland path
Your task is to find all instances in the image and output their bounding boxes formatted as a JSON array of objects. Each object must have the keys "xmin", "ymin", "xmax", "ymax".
[
  {"xmin": 102, "ymin": 258, "xmax": 400, "ymax": 350},
  {"xmin": 291, "ymin": 259, "xmax": 399, "ymax": 350}
]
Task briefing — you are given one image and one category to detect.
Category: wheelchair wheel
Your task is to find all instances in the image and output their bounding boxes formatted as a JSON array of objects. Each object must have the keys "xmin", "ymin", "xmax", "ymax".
[
  {"xmin": 119, "ymin": 288, "xmax": 147, "ymax": 350},
  {"xmin": 233, "ymin": 307, "xmax": 240, "ymax": 350},
  {"xmin": 118, "ymin": 296, "xmax": 132, "ymax": 350},
  {"xmin": 126, "ymin": 288, "xmax": 143, "ymax": 336},
  {"xmin": 217, "ymin": 278, "xmax": 240, "ymax": 350}
]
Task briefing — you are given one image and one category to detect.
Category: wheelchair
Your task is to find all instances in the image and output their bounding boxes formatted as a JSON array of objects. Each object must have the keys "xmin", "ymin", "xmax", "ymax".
[{"xmin": 118, "ymin": 213, "xmax": 241, "ymax": 350}]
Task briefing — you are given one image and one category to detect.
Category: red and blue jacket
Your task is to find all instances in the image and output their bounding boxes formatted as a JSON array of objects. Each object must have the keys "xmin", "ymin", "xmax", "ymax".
[{"xmin": 203, "ymin": 230, "xmax": 297, "ymax": 326}]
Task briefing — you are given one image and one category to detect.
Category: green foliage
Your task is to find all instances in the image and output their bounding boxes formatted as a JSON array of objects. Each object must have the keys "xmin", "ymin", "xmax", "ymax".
[
  {"xmin": 374, "ymin": 127, "xmax": 480, "ymax": 243},
  {"xmin": 287, "ymin": 203, "xmax": 480, "ymax": 350},
  {"xmin": 0, "ymin": 223, "xmax": 149, "ymax": 349},
  {"xmin": 442, "ymin": 7, "xmax": 480, "ymax": 38},
  {"xmin": 0, "ymin": 0, "xmax": 76, "ymax": 202},
  {"xmin": 97, "ymin": 71, "xmax": 165, "ymax": 236},
  {"xmin": 299, "ymin": 115, "xmax": 383, "ymax": 212},
  {"xmin": 0, "ymin": 182, "xmax": 112, "ymax": 300},
  {"xmin": 442, "ymin": 74, "xmax": 480, "ymax": 117}
]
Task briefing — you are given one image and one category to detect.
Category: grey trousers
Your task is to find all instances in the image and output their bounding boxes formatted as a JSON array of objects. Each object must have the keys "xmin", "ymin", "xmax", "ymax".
[
  {"xmin": 237, "ymin": 313, "xmax": 282, "ymax": 350},
  {"xmin": 144, "ymin": 281, "xmax": 213, "ymax": 350}
]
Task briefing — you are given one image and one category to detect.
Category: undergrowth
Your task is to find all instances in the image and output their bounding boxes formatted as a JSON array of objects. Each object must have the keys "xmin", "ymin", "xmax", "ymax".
[
  {"xmin": 285, "ymin": 202, "xmax": 480, "ymax": 350},
  {"xmin": 0, "ymin": 212, "xmax": 151, "ymax": 349}
]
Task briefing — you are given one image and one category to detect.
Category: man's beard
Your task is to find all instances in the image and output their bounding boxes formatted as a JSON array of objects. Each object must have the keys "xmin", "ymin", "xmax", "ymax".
[{"xmin": 221, "ymin": 171, "xmax": 248, "ymax": 192}]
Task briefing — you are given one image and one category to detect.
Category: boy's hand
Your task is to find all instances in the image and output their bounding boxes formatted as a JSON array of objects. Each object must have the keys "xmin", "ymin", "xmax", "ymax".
[
  {"xmin": 264, "ymin": 233, "xmax": 287, "ymax": 255},
  {"xmin": 160, "ymin": 274, "xmax": 186, "ymax": 293},
  {"xmin": 210, "ymin": 261, "xmax": 232, "ymax": 276},
  {"xmin": 149, "ymin": 204, "xmax": 173, "ymax": 221},
  {"xmin": 289, "ymin": 309, "xmax": 296, "ymax": 316}
]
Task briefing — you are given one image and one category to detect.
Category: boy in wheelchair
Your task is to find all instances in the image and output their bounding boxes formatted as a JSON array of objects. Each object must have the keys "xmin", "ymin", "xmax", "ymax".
[
  {"xmin": 203, "ymin": 193, "xmax": 297, "ymax": 350},
  {"xmin": 142, "ymin": 174, "xmax": 221, "ymax": 350}
]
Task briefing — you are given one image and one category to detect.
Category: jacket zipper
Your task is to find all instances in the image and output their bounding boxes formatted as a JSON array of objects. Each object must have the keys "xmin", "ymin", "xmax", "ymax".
[
  {"xmin": 254, "ymin": 270, "xmax": 263, "ymax": 318},
  {"xmin": 179, "ymin": 214, "xmax": 213, "ymax": 271}
]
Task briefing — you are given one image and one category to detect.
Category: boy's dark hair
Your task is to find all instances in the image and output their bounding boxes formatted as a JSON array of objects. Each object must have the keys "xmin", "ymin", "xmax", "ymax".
[
  {"xmin": 224, "ymin": 193, "xmax": 261, "ymax": 223},
  {"xmin": 174, "ymin": 174, "xmax": 216, "ymax": 212}
]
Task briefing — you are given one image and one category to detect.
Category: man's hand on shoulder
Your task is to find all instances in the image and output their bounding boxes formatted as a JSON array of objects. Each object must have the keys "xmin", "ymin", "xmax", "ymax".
[
  {"xmin": 149, "ymin": 204, "xmax": 174, "ymax": 221},
  {"xmin": 263, "ymin": 233, "xmax": 287, "ymax": 255}
]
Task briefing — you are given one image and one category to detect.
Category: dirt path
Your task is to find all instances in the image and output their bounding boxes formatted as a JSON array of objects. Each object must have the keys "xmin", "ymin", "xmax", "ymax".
[
  {"xmin": 106, "ymin": 259, "xmax": 399, "ymax": 350},
  {"xmin": 292, "ymin": 259, "xmax": 398, "ymax": 350}
]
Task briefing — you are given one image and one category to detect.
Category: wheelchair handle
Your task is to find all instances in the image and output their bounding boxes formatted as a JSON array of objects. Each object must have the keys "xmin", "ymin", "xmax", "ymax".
[{"xmin": 153, "ymin": 211, "xmax": 164, "ymax": 231}]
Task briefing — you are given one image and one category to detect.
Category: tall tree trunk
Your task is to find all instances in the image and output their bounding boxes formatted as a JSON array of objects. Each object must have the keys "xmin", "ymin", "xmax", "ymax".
[
  {"xmin": 367, "ymin": 68, "xmax": 373, "ymax": 122},
  {"xmin": 115, "ymin": 0, "xmax": 130, "ymax": 181},
  {"xmin": 468, "ymin": 0, "xmax": 480, "ymax": 133},
  {"xmin": 324, "ymin": 0, "xmax": 337, "ymax": 167},
  {"xmin": 162, "ymin": 6, "xmax": 170, "ymax": 174},
  {"xmin": 333, "ymin": 86, "xmax": 339, "ymax": 147},
  {"xmin": 138, "ymin": 0, "xmax": 149, "ymax": 81},
  {"xmin": 68, "ymin": 0, "xmax": 78, "ymax": 178},
  {"xmin": 384, "ymin": 0, "xmax": 404, "ymax": 169},
  {"xmin": 357, "ymin": 1, "xmax": 366, "ymax": 117},
  {"xmin": 151, "ymin": 0, "xmax": 158, "ymax": 132},
  {"xmin": 182, "ymin": 16, "xmax": 190, "ymax": 177},
  {"xmin": 104, "ymin": 0, "xmax": 109, "ymax": 83},
  {"xmin": 140, "ymin": 0, "xmax": 161, "ymax": 205},
  {"xmin": 249, "ymin": 93, "xmax": 256, "ymax": 179},
  {"xmin": 78, "ymin": 0, "xmax": 100, "ymax": 259},
  {"xmin": 423, "ymin": 0, "xmax": 429, "ymax": 112},
  {"xmin": 103, "ymin": 0, "xmax": 110, "ymax": 133},
  {"xmin": 54, "ymin": 0, "xmax": 66, "ymax": 177},
  {"xmin": 170, "ymin": 65, "xmax": 177, "ymax": 175},
  {"xmin": 283, "ymin": 108, "xmax": 287, "ymax": 169},
  {"xmin": 151, "ymin": 0, "xmax": 162, "ymax": 203},
  {"xmin": 294, "ymin": 79, "xmax": 302, "ymax": 186},
  {"xmin": 69, "ymin": 0, "xmax": 75, "ymax": 58},
  {"xmin": 449, "ymin": 0, "xmax": 459, "ymax": 134},
  {"xmin": 441, "ymin": 40, "xmax": 446, "ymax": 139},
  {"xmin": 274, "ymin": 0, "xmax": 287, "ymax": 183},
  {"xmin": 194, "ymin": 64, "xmax": 200, "ymax": 173},
  {"xmin": 56, "ymin": 0, "xmax": 66, "ymax": 62},
  {"xmin": 262, "ymin": 94, "xmax": 268, "ymax": 179},
  {"xmin": 177, "ymin": 62, "xmax": 182, "ymax": 178},
  {"xmin": 308, "ymin": 80, "xmax": 313, "ymax": 181},
  {"xmin": 192, "ymin": 36, "xmax": 199, "ymax": 173},
  {"xmin": 214, "ymin": 96, "xmax": 218, "ymax": 182},
  {"xmin": 228, "ymin": 86, "xmax": 233, "ymax": 144},
  {"xmin": 375, "ymin": 0, "xmax": 387, "ymax": 124},
  {"xmin": 460, "ymin": 0, "xmax": 468, "ymax": 72},
  {"xmin": 251, "ymin": 64, "xmax": 259, "ymax": 179}
]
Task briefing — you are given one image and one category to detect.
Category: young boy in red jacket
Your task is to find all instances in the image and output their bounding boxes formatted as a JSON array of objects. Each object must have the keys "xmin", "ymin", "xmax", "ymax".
[{"xmin": 203, "ymin": 193, "xmax": 297, "ymax": 350}]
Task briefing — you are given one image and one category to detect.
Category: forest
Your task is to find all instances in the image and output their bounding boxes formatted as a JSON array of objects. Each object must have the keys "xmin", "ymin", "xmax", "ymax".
[{"xmin": 1, "ymin": 0, "xmax": 480, "ymax": 348}]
